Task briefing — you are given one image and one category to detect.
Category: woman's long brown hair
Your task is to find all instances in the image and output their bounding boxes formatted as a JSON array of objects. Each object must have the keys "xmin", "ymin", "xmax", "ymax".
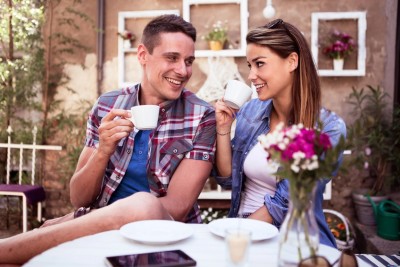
[{"xmin": 246, "ymin": 20, "xmax": 321, "ymax": 128}]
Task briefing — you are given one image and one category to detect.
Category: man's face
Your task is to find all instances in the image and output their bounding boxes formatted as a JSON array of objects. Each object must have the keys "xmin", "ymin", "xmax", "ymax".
[{"xmin": 138, "ymin": 32, "xmax": 195, "ymax": 104}]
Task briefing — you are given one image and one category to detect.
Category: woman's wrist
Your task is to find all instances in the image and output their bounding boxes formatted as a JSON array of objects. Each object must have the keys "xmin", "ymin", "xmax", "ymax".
[{"xmin": 216, "ymin": 130, "xmax": 231, "ymax": 136}]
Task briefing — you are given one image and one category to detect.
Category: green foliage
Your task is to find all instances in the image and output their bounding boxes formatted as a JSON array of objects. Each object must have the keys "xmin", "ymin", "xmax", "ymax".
[
  {"xmin": 346, "ymin": 85, "xmax": 400, "ymax": 194},
  {"xmin": 0, "ymin": 0, "xmax": 95, "ymax": 184},
  {"xmin": 49, "ymin": 100, "xmax": 92, "ymax": 179},
  {"xmin": 0, "ymin": 0, "xmax": 45, "ymax": 141}
]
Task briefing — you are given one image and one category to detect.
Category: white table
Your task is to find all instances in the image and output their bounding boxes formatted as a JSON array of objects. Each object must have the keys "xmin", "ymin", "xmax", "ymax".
[{"xmin": 24, "ymin": 224, "xmax": 369, "ymax": 267}]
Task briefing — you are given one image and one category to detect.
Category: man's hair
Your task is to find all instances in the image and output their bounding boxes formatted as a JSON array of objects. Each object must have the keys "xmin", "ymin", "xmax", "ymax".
[
  {"xmin": 142, "ymin": 14, "xmax": 196, "ymax": 54},
  {"xmin": 246, "ymin": 20, "xmax": 321, "ymax": 129}
]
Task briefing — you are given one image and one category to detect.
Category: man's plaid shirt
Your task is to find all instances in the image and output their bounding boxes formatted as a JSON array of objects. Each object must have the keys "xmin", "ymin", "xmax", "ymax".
[{"xmin": 85, "ymin": 84, "xmax": 216, "ymax": 223}]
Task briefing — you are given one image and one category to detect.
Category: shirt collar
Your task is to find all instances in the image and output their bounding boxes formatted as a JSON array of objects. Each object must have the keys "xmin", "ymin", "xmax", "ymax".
[{"xmin": 136, "ymin": 83, "xmax": 182, "ymax": 113}]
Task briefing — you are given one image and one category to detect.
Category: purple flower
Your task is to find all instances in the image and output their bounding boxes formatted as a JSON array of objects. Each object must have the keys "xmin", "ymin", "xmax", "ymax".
[{"xmin": 323, "ymin": 30, "xmax": 356, "ymax": 59}]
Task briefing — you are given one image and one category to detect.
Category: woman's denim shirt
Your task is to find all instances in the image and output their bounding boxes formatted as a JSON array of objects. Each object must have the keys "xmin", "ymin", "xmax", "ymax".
[{"xmin": 214, "ymin": 98, "xmax": 347, "ymax": 247}]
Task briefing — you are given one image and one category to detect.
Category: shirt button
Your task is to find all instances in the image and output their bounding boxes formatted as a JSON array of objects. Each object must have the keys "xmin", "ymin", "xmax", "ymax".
[
  {"xmin": 116, "ymin": 175, "xmax": 120, "ymax": 180},
  {"xmin": 126, "ymin": 149, "xmax": 131, "ymax": 154},
  {"xmin": 139, "ymin": 151, "xmax": 143, "ymax": 154},
  {"xmin": 162, "ymin": 108, "xmax": 166, "ymax": 112},
  {"xmin": 203, "ymin": 154, "xmax": 209, "ymax": 160},
  {"xmin": 173, "ymin": 148, "xmax": 178, "ymax": 153}
]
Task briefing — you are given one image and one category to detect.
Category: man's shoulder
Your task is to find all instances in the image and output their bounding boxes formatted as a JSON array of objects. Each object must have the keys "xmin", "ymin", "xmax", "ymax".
[
  {"xmin": 96, "ymin": 85, "xmax": 138, "ymax": 109},
  {"xmin": 181, "ymin": 89, "xmax": 214, "ymax": 111},
  {"xmin": 100, "ymin": 85, "xmax": 138, "ymax": 99}
]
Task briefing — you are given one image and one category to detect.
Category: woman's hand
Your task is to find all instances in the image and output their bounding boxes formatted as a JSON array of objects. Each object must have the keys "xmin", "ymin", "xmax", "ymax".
[{"xmin": 215, "ymin": 99, "xmax": 237, "ymax": 133}]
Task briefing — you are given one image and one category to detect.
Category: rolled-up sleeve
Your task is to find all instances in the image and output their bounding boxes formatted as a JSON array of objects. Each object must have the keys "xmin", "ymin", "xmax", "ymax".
[{"xmin": 264, "ymin": 179, "xmax": 289, "ymax": 228}]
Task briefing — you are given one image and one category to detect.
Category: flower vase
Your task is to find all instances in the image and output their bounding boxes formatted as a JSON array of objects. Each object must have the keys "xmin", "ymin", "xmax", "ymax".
[
  {"xmin": 123, "ymin": 39, "xmax": 132, "ymax": 49},
  {"xmin": 333, "ymin": 58, "xmax": 344, "ymax": 71},
  {"xmin": 208, "ymin": 40, "xmax": 223, "ymax": 51},
  {"xmin": 277, "ymin": 182, "xmax": 319, "ymax": 267}
]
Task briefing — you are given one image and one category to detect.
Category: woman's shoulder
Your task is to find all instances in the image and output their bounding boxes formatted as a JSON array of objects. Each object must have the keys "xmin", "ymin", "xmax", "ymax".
[
  {"xmin": 319, "ymin": 108, "xmax": 346, "ymax": 135},
  {"xmin": 239, "ymin": 98, "xmax": 273, "ymax": 117}
]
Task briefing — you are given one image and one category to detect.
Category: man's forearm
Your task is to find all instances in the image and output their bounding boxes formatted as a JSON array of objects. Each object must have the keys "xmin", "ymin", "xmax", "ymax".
[{"xmin": 69, "ymin": 148, "xmax": 110, "ymax": 207}]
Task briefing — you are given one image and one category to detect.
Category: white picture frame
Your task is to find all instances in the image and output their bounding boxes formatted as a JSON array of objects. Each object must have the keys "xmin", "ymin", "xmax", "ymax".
[
  {"xmin": 183, "ymin": 0, "xmax": 248, "ymax": 57},
  {"xmin": 311, "ymin": 11, "xmax": 367, "ymax": 77},
  {"xmin": 118, "ymin": 10, "xmax": 180, "ymax": 87}
]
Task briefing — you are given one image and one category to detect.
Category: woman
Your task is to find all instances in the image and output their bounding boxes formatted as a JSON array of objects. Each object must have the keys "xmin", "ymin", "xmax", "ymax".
[{"xmin": 214, "ymin": 19, "xmax": 346, "ymax": 247}]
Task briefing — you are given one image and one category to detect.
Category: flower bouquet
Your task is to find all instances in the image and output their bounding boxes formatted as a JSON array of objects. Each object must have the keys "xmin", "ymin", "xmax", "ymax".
[
  {"xmin": 322, "ymin": 30, "xmax": 356, "ymax": 60},
  {"xmin": 258, "ymin": 122, "xmax": 345, "ymax": 266},
  {"xmin": 118, "ymin": 30, "xmax": 136, "ymax": 48}
]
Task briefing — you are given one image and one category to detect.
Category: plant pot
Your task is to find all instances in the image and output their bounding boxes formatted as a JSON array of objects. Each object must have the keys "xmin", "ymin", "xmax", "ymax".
[
  {"xmin": 208, "ymin": 41, "xmax": 223, "ymax": 51},
  {"xmin": 352, "ymin": 188, "xmax": 389, "ymax": 225},
  {"xmin": 333, "ymin": 58, "xmax": 344, "ymax": 71}
]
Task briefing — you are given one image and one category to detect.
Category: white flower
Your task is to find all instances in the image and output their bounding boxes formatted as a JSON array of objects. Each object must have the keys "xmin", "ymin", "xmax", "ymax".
[
  {"xmin": 365, "ymin": 147, "xmax": 371, "ymax": 156},
  {"xmin": 291, "ymin": 163, "xmax": 300, "ymax": 173},
  {"xmin": 307, "ymin": 159, "xmax": 319, "ymax": 171}
]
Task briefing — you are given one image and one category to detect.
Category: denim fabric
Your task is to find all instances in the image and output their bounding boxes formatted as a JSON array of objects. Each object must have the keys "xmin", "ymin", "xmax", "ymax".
[{"xmin": 214, "ymin": 98, "xmax": 347, "ymax": 247}]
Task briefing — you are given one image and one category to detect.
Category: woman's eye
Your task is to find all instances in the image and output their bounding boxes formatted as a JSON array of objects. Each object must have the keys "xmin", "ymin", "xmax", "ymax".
[
  {"xmin": 247, "ymin": 63, "xmax": 252, "ymax": 69},
  {"xmin": 256, "ymin": 61, "xmax": 264, "ymax": 68}
]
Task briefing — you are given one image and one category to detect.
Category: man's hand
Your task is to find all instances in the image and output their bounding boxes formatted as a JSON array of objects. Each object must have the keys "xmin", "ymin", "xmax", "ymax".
[
  {"xmin": 97, "ymin": 109, "xmax": 133, "ymax": 157},
  {"xmin": 40, "ymin": 212, "xmax": 75, "ymax": 228}
]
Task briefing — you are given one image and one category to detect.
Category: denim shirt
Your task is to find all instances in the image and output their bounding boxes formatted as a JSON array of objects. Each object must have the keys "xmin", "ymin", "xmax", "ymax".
[{"xmin": 214, "ymin": 98, "xmax": 346, "ymax": 247}]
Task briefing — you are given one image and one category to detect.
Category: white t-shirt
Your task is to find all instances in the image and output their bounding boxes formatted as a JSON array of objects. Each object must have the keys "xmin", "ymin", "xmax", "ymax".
[{"xmin": 239, "ymin": 142, "xmax": 278, "ymax": 215}]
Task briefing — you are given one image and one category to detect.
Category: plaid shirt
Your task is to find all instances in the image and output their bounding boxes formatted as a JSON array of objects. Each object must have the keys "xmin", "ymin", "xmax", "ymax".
[{"xmin": 85, "ymin": 84, "xmax": 216, "ymax": 223}]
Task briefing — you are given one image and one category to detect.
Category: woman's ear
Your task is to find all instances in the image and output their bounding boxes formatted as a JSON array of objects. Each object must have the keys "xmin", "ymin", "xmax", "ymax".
[{"xmin": 288, "ymin": 52, "xmax": 299, "ymax": 72}]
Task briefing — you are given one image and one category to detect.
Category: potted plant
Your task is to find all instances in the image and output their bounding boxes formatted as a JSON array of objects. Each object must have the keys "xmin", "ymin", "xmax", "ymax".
[
  {"xmin": 118, "ymin": 30, "xmax": 136, "ymax": 49},
  {"xmin": 203, "ymin": 20, "xmax": 228, "ymax": 51},
  {"xmin": 346, "ymin": 85, "xmax": 400, "ymax": 225},
  {"xmin": 322, "ymin": 29, "xmax": 356, "ymax": 71}
]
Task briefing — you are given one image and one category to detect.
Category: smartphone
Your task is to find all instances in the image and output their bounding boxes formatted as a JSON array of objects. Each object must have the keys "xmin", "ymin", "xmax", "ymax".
[{"xmin": 104, "ymin": 249, "xmax": 197, "ymax": 267}]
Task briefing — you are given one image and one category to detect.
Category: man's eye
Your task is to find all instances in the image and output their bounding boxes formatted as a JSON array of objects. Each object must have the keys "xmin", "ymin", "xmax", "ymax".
[
  {"xmin": 185, "ymin": 59, "xmax": 194, "ymax": 66},
  {"xmin": 168, "ymin": 56, "xmax": 178, "ymax": 61}
]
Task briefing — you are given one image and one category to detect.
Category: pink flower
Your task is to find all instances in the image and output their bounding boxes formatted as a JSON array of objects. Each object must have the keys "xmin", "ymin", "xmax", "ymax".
[{"xmin": 323, "ymin": 30, "xmax": 356, "ymax": 60}]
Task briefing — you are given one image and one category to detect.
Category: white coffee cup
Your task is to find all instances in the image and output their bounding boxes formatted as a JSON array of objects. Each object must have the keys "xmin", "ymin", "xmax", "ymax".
[
  {"xmin": 224, "ymin": 80, "xmax": 252, "ymax": 109},
  {"xmin": 130, "ymin": 105, "xmax": 160, "ymax": 130}
]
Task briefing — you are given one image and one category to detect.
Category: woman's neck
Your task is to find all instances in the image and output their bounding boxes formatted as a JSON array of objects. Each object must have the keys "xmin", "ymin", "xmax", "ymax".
[{"xmin": 269, "ymin": 102, "xmax": 292, "ymax": 132}]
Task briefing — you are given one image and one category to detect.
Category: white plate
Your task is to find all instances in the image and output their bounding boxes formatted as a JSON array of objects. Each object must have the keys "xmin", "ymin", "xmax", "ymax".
[
  {"xmin": 120, "ymin": 220, "xmax": 194, "ymax": 245},
  {"xmin": 208, "ymin": 218, "xmax": 279, "ymax": 241}
]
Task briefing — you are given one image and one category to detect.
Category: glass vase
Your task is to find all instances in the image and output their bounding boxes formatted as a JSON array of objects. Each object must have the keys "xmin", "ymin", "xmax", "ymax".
[{"xmin": 277, "ymin": 182, "xmax": 319, "ymax": 267}]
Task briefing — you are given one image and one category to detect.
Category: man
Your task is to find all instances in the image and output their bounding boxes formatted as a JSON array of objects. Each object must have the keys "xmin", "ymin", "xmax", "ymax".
[{"xmin": 0, "ymin": 14, "xmax": 216, "ymax": 265}]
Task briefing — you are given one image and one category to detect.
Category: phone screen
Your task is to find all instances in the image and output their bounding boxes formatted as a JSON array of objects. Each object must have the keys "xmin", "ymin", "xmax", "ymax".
[{"xmin": 105, "ymin": 249, "xmax": 197, "ymax": 267}]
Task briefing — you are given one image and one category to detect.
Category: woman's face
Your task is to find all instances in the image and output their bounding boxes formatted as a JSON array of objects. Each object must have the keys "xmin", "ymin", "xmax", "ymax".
[{"xmin": 246, "ymin": 44, "xmax": 295, "ymax": 102}]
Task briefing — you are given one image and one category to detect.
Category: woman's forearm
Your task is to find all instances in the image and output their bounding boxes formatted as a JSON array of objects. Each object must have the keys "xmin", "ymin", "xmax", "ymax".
[{"xmin": 215, "ymin": 130, "xmax": 233, "ymax": 177}]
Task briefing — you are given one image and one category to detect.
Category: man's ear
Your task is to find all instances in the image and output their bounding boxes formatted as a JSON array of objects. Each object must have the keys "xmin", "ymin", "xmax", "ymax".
[
  {"xmin": 137, "ymin": 44, "xmax": 147, "ymax": 64},
  {"xmin": 288, "ymin": 52, "xmax": 299, "ymax": 72}
]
